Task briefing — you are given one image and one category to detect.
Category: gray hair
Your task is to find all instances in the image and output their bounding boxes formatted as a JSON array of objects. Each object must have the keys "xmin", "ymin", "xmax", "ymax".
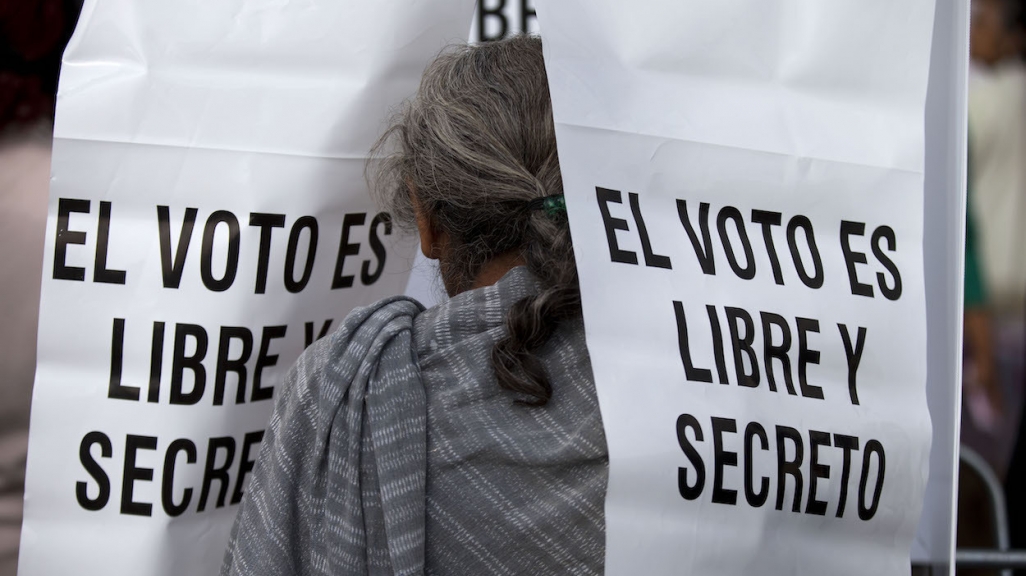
[{"xmin": 371, "ymin": 35, "xmax": 579, "ymax": 406}]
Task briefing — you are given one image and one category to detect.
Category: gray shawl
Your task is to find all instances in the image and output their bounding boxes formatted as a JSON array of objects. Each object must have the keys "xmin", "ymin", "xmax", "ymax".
[{"xmin": 222, "ymin": 267, "xmax": 607, "ymax": 576}]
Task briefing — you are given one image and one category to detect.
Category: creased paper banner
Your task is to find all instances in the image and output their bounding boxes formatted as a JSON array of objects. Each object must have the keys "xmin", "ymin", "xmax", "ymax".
[
  {"xmin": 535, "ymin": 1, "xmax": 939, "ymax": 574},
  {"xmin": 19, "ymin": 2, "xmax": 475, "ymax": 575}
]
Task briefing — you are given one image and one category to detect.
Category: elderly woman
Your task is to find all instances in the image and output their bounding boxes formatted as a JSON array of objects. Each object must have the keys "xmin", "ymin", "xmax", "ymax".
[{"xmin": 222, "ymin": 36, "xmax": 608, "ymax": 576}]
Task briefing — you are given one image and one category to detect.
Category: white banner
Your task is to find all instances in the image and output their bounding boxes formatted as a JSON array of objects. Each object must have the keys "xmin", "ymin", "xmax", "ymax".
[
  {"xmin": 914, "ymin": 0, "xmax": 970, "ymax": 566},
  {"xmin": 536, "ymin": 1, "xmax": 941, "ymax": 574},
  {"xmin": 18, "ymin": 1, "xmax": 474, "ymax": 575}
]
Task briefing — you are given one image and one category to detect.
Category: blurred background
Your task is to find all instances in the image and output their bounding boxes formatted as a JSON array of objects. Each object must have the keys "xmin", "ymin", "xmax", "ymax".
[
  {"xmin": 962, "ymin": 1, "xmax": 1026, "ymax": 574},
  {"xmin": 1, "ymin": 1, "xmax": 83, "ymax": 575},
  {"xmin": 1, "ymin": 0, "xmax": 1024, "ymax": 575}
]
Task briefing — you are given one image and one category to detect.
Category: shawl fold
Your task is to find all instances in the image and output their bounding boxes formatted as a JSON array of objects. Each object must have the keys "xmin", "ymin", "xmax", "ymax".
[{"xmin": 222, "ymin": 296, "xmax": 426, "ymax": 576}]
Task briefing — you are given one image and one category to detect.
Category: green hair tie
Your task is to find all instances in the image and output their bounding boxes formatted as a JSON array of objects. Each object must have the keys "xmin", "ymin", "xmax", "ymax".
[{"xmin": 526, "ymin": 194, "xmax": 566, "ymax": 217}]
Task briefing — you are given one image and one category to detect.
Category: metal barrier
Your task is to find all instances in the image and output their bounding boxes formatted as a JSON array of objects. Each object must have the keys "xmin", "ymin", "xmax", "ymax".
[
  {"xmin": 957, "ymin": 444, "xmax": 1021, "ymax": 575},
  {"xmin": 956, "ymin": 549, "xmax": 1026, "ymax": 570}
]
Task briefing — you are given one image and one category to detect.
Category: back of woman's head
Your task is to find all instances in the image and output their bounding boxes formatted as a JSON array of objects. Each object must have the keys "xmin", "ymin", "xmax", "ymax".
[{"xmin": 373, "ymin": 35, "xmax": 580, "ymax": 406}]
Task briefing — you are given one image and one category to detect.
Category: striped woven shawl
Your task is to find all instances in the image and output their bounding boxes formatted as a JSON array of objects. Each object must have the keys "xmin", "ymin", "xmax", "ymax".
[{"xmin": 222, "ymin": 267, "xmax": 607, "ymax": 576}]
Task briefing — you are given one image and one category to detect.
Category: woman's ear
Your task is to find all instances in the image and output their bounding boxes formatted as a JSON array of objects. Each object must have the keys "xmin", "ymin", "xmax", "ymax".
[
  {"xmin": 410, "ymin": 188, "xmax": 443, "ymax": 260},
  {"xmin": 416, "ymin": 212, "xmax": 441, "ymax": 259}
]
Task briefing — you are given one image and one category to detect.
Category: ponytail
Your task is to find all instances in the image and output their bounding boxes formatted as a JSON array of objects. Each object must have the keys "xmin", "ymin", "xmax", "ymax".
[{"xmin": 492, "ymin": 202, "xmax": 580, "ymax": 406}]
